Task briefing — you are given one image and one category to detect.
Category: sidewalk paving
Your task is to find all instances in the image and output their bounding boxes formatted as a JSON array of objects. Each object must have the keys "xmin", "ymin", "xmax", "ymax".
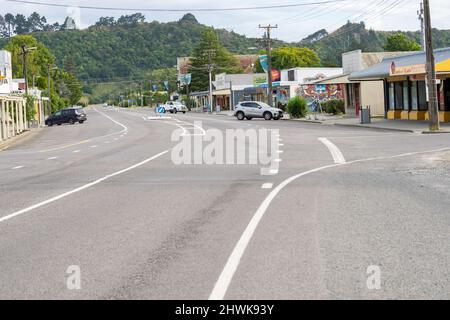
[
  {"xmin": 296, "ymin": 117, "xmax": 450, "ymax": 134},
  {"xmin": 203, "ymin": 110, "xmax": 450, "ymax": 134}
]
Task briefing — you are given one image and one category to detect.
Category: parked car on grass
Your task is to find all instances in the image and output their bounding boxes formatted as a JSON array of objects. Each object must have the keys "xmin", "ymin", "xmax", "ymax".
[
  {"xmin": 234, "ymin": 101, "xmax": 284, "ymax": 121},
  {"xmin": 45, "ymin": 107, "xmax": 87, "ymax": 126}
]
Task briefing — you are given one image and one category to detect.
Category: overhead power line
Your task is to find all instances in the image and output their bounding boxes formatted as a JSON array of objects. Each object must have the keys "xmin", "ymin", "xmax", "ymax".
[{"xmin": 6, "ymin": 0, "xmax": 351, "ymax": 12}]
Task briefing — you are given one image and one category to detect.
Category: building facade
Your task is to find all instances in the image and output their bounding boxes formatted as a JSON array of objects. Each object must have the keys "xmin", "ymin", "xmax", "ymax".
[{"xmin": 350, "ymin": 48, "xmax": 450, "ymax": 122}]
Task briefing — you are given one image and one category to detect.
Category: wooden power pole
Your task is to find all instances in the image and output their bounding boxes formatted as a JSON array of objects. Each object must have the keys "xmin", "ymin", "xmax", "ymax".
[
  {"xmin": 424, "ymin": 0, "xmax": 440, "ymax": 131},
  {"xmin": 259, "ymin": 24, "xmax": 277, "ymax": 107}
]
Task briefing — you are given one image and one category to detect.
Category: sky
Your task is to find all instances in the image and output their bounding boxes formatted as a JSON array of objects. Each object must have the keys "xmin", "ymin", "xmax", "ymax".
[{"xmin": 1, "ymin": 0, "xmax": 449, "ymax": 42}]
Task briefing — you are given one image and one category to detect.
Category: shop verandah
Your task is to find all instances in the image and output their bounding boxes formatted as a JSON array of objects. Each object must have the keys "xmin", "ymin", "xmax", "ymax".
[{"xmin": 350, "ymin": 47, "xmax": 450, "ymax": 122}]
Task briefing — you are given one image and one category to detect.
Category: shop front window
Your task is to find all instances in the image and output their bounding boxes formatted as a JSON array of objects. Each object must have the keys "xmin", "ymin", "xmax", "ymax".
[
  {"xmin": 389, "ymin": 83, "xmax": 395, "ymax": 110},
  {"xmin": 394, "ymin": 82, "xmax": 404, "ymax": 110},
  {"xmin": 418, "ymin": 81, "xmax": 428, "ymax": 111},
  {"xmin": 403, "ymin": 81, "xmax": 409, "ymax": 111},
  {"xmin": 411, "ymin": 81, "xmax": 418, "ymax": 111},
  {"xmin": 444, "ymin": 79, "xmax": 450, "ymax": 111}
]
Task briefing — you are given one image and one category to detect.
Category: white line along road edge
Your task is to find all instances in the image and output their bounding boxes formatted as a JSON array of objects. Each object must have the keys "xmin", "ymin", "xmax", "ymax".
[
  {"xmin": 318, "ymin": 137, "xmax": 346, "ymax": 164},
  {"xmin": 0, "ymin": 150, "xmax": 169, "ymax": 223},
  {"xmin": 209, "ymin": 146, "xmax": 450, "ymax": 300}
]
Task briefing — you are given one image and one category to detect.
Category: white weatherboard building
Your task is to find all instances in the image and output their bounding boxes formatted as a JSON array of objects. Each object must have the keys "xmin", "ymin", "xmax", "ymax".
[{"xmin": 0, "ymin": 50, "xmax": 13, "ymax": 95}]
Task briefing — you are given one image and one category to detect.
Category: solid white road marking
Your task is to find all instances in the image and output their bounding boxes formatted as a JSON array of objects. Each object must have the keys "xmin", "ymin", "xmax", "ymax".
[
  {"xmin": 0, "ymin": 150, "xmax": 169, "ymax": 224},
  {"xmin": 261, "ymin": 183, "xmax": 273, "ymax": 189},
  {"xmin": 90, "ymin": 145, "xmax": 98, "ymax": 148},
  {"xmin": 274, "ymin": 159, "xmax": 282, "ymax": 163},
  {"xmin": 72, "ymin": 150, "xmax": 81, "ymax": 153},
  {"xmin": 318, "ymin": 137, "xmax": 346, "ymax": 164},
  {"xmin": 12, "ymin": 166, "xmax": 24, "ymax": 170},
  {"xmin": 209, "ymin": 146, "xmax": 450, "ymax": 300},
  {"xmin": 47, "ymin": 157, "xmax": 58, "ymax": 160}
]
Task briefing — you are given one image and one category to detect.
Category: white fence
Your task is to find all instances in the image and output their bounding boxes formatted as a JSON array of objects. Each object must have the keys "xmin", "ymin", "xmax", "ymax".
[{"xmin": 0, "ymin": 96, "xmax": 28, "ymax": 142}]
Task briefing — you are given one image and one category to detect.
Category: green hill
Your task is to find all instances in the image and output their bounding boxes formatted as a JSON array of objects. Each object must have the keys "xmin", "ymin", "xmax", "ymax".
[{"xmin": 300, "ymin": 22, "xmax": 450, "ymax": 66}]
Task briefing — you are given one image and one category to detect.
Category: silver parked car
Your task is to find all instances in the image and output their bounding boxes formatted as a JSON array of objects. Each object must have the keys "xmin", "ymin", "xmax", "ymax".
[{"xmin": 234, "ymin": 101, "xmax": 284, "ymax": 121}]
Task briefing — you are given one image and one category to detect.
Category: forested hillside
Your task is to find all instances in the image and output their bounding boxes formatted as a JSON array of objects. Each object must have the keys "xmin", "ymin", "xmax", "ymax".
[{"xmin": 301, "ymin": 22, "xmax": 450, "ymax": 66}]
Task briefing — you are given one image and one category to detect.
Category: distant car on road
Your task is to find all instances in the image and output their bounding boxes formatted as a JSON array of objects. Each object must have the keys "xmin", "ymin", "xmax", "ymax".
[
  {"xmin": 234, "ymin": 101, "xmax": 284, "ymax": 121},
  {"xmin": 45, "ymin": 107, "xmax": 87, "ymax": 126},
  {"xmin": 162, "ymin": 101, "xmax": 188, "ymax": 114}
]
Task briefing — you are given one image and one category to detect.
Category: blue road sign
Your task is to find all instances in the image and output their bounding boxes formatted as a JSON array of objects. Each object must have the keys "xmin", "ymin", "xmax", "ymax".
[{"xmin": 156, "ymin": 107, "xmax": 165, "ymax": 114}]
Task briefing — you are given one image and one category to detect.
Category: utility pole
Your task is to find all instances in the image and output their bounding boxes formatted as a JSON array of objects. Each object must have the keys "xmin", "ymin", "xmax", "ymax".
[
  {"xmin": 204, "ymin": 49, "xmax": 216, "ymax": 113},
  {"xmin": 424, "ymin": 0, "xmax": 440, "ymax": 131},
  {"xmin": 418, "ymin": 1, "xmax": 425, "ymax": 51},
  {"xmin": 259, "ymin": 24, "xmax": 278, "ymax": 107},
  {"xmin": 19, "ymin": 45, "xmax": 36, "ymax": 95}
]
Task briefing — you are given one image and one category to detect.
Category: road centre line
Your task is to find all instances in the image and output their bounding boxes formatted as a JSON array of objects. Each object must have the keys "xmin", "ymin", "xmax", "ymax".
[
  {"xmin": 0, "ymin": 150, "xmax": 169, "ymax": 224},
  {"xmin": 209, "ymin": 145, "xmax": 450, "ymax": 300},
  {"xmin": 318, "ymin": 137, "xmax": 346, "ymax": 164},
  {"xmin": 12, "ymin": 166, "xmax": 24, "ymax": 170}
]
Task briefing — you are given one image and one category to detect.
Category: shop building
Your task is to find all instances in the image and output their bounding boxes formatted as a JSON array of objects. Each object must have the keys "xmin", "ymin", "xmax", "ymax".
[{"xmin": 349, "ymin": 48, "xmax": 450, "ymax": 122}]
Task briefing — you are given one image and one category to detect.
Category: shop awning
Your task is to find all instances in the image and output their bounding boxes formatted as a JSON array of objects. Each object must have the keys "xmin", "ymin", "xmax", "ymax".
[
  {"xmin": 349, "ymin": 47, "xmax": 450, "ymax": 81},
  {"xmin": 213, "ymin": 89, "xmax": 231, "ymax": 96}
]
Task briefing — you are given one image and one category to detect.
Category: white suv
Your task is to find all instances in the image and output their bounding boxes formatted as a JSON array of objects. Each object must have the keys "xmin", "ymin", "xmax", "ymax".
[
  {"xmin": 163, "ymin": 101, "xmax": 188, "ymax": 114},
  {"xmin": 234, "ymin": 101, "xmax": 284, "ymax": 121}
]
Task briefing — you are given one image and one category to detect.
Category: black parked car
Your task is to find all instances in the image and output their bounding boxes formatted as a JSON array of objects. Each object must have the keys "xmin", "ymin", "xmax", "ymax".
[{"xmin": 46, "ymin": 108, "xmax": 87, "ymax": 126}]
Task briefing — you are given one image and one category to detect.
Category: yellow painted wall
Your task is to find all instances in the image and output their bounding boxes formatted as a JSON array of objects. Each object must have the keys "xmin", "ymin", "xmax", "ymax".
[{"xmin": 360, "ymin": 81, "xmax": 386, "ymax": 116}]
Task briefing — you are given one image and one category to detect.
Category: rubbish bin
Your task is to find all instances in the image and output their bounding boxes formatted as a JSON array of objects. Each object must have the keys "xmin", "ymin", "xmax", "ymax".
[{"xmin": 360, "ymin": 106, "xmax": 371, "ymax": 124}]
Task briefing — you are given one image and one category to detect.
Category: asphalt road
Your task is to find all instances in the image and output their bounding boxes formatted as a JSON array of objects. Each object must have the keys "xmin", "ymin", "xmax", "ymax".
[{"xmin": 0, "ymin": 106, "xmax": 449, "ymax": 300}]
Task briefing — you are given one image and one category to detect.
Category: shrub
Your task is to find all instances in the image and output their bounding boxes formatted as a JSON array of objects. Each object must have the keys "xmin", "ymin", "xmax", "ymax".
[
  {"xmin": 322, "ymin": 99, "xmax": 345, "ymax": 115},
  {"xmin": 287, "ymin": 96, "xmax": 307, "ymax": 119}
]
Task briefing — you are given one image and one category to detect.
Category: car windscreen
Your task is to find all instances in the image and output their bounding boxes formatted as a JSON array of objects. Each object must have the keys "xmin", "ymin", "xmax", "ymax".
[{"xmin": 75, "ymin": 109, "xmax": 86, "ymax": 115}]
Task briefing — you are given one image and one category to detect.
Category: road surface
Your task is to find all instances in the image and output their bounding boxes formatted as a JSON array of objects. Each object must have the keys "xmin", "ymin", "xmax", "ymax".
[{"xmin": 0, "ymin": 106, "xmax": 449, "ymax": 299}]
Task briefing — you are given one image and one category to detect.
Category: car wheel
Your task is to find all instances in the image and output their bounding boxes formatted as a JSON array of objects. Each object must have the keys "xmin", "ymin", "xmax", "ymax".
[
  {"xmin": 173, "ymin": 109, "xmax": 178, "ymax": 114},
  {"xmin": 57, "ymin": 123, "xmax": 62, "ymax": 126},
  {"xmin": 47, "ymin": 122, "xmax": 53, "ymax": 127},
  {"xmin": 69, "ymin": 119, "xmax": 75, "ymax": 125},
  {"xmin": 236, "ymin": 112, "xmax": 245, "ymax": 121},
  {"xmin": 246, "ymin": 117, "xmax": 252, "ymax": 120},
  {"xmin": 273, "ymin": 117, "xmax": 280, "ymax": 121},
  {"xmin": 79, "ymin": 121, "xmax": 84, "ymax": 124},
  {"xmin": 264, "ymin": 112, "xmax": 273, "ymax": 121},
  {"xmin": 183, "ymin": 111, "xmax": 186, "ymax": 114}
]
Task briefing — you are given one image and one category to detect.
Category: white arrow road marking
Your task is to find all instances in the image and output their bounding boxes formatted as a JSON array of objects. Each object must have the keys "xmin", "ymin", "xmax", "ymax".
[
  {"xmin": 0, "ymin": 150, "xmax": 169, "ymax": 224},
  {"xmin": 318, "ymin": 137, "xmax": 346, "ymax": 164}
]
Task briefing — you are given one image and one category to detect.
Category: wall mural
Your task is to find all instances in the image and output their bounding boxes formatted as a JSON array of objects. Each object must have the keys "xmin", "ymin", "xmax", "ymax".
[{"xmin": 296, "ymin": 84, "xmax": 345, "ymax": 105}]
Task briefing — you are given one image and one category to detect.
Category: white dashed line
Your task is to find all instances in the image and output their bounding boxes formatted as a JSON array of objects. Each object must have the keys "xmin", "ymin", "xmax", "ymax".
[
  {"xmin": 261, "ymin": 183, "xmax": 273, "ymax": 189},
  {"xmin": 0, "ymin": 150, "xmax": 170, "ymax": 224},
  {"xmin": 72, "ymin": 150, "xmax": 81, "ymax": 153},
  {"xmin": 12, "ymin": 166, "xmax": 24, "ymax": 170},
  {"xmin": 47, "ymin": 157, "xmax": 58, "ymax": 160},
  {"xmin": 90, "ymin": 145, "xmax": 98, "ymax": 148}
]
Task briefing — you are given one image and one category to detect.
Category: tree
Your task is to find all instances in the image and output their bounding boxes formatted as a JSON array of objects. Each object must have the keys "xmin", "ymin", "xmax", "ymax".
[
  {"xmin": 95, "ymin": 17, "xmax": 116, "ymax": 27},
  {"xmin": 271, "ymin": 47, "xmax": 321, "ymax": 70},
  {"xmin": 0, "ymin": 15, "xmax": 8, "ymax": 38},
  {"xmin": 4, "ymin": 13, "xmax": 16, "ymax": 37},
  {"xmin": 14, "ymin": 14, "xmax": 29, "ymax": 34},
  {"xmin": 384, "ymin": 33, "xmax": 421, "ymax": 51},
  {"xmin": 117, "ymin": 13, "xmax": 145, "ymax": 26},
  {"xmin": 190, "ymin": 28, "xmax": 243, "ymax": 92},
  {"xmin": 5, "ymin": 35, "xmax": 55, "ymax": 83},
  {"xmin": 27, "ymin": 12, "xmax": 46, "ymax": 32}
]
